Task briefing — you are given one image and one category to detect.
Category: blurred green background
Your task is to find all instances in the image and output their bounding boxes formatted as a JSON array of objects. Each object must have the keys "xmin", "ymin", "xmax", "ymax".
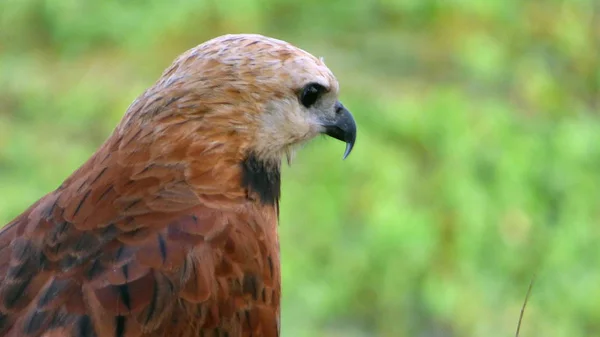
[{"xmin": 1, "ymin": 0, "xmax": 599, "ymax": 336}]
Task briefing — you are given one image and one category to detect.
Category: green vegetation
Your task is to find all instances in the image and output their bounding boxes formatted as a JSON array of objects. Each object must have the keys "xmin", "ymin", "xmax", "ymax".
[{"xmin": 1, "ymin": 1, "xmax": 599, "ymax": 336}]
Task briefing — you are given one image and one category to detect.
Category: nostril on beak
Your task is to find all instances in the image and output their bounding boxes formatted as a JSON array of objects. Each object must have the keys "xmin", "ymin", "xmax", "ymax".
[{"xmin": 335, "ymin": 102, "xmax": 344, "ymax": 115}]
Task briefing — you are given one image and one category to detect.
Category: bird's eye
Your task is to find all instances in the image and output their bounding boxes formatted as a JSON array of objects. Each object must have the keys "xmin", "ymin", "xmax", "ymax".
[{"xmin": 299, "ymin": 83, "xmax": 326, "ymax": 108}]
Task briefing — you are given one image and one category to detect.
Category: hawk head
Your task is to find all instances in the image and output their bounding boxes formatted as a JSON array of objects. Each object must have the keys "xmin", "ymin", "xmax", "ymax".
[{"xmin": 117, "ymin": 34, "xmax": 356, "ymax": 205}]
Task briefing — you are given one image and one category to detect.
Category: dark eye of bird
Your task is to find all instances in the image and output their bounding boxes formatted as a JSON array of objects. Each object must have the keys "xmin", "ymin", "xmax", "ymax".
[{"xmin": 300, "ymin": 83, "xmax": 325, "ymax": 108}]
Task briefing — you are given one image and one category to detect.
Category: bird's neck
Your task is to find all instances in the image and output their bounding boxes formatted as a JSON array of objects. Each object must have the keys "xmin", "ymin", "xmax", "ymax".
[{"xmin": 240, "ymin": 152, "xmax": 281, "ymax": 207}]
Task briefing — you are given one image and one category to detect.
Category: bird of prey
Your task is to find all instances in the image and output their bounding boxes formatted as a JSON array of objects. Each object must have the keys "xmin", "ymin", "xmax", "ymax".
[{"xmin": 0, "ymin": 34, "xmax": 356, "ymax": 337}]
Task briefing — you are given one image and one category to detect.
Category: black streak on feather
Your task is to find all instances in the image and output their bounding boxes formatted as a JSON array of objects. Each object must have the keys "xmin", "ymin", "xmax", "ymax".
[
  {"xmin": 9, "ymin": 252, "xmax": 45, "ymax": 279},
  {"xmin": 90, "ymin": 167, "xmax": 108, "ymax": 185},
  {"xmin": 115, "ymin": 316, "xmax": 125, "ymax": 337},
  {"xmin": 114, "ymin": 245, "xmax": 126, "ymax": 261},
  {"xmin": 241, "ymin": 153, "xmax": 281, "ymax": 206},
  {"xmin": 158, "ymin": 235, "xmax": 167, "ymax": 263},
  {"xmin": 22, "ymin": 310, "xmax": 47, "ymax": 335},
  {"xmin": 2, "ymin": 278, "xmax": 31, "ymax": 309},
  {"xmin": 245, "ymin": 311, "xmax": 251, "ymax": 329},
  {"xmin": 164, "ymin": 95, "xmax": 183, "ymax": 107},
  {"xmin": 11, "ymin": 238, "xmax": 33, "ymax": 262},
  {"xmin": 100, "ymin": 152, "xmax": 112, "ymax": 165},
  {"xmin": 86, "ymin": 259, "xmax": 104, "ymax": 280},
  {"xmin": 122, "ymin": 265, "xmax": 129, "ymax": 281},
  {"xmin": 38, "ymin": 279, "xmax": 70, "ymax": 308},
  {"xmin": 267, "ymin": 256, "xmax": 274, "ymax": 279},
  {"xmin": 73, "ymin": 190, "xmax": 91, "ymax": 217},
  {"xmin": 98, "ymin": 186, "xmax": 114, "ymax": 202},
  {"xmin": 243, "ymin": 274, "xmax": 258, "ymax": 300},
  {"xmin": 44, "ymin": 200, "xmax": 58, "ymax": 217},
  {"xmin": 76, "ymin": 315, "xmax": 97, "ymax": 337},
  {"xmin": 122, "ymin": 128, "xmax": 143, "ymax": 148},
  {"xmin": 124, "ymin": 200, "xmax": 141, "ymax": 212},
  {"xmin": 117, "ymin": 284, "xmax": 131, "ymax": 311}
]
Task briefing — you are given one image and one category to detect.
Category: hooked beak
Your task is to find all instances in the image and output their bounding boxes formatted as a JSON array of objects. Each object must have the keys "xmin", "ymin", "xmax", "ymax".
[{"xmin": 322, "ymin": 102, "xmax": 357, "ymax": 159}]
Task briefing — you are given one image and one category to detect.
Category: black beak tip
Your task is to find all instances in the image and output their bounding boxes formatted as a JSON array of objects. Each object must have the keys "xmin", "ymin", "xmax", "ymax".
[
  {"xmin": 342, "ymin": 127, "xmax": 356, "ymax": 160},
  {"xmin": 343, "ymin": 142, "xmax": 353, "ymax": 160}
]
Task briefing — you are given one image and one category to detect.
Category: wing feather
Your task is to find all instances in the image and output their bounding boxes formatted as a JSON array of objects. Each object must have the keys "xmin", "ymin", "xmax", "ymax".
[{"xmin": 0, "ymin": 119, "xmax": 280, "ymax": 336}]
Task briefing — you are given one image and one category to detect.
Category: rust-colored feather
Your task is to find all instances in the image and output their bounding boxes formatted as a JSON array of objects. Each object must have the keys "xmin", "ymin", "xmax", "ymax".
[
  {"xmin": 0, "ymin": 129, "xmax": 281, "ymax": 336},
  {"xmin": 0, "ymin": 33, "xmax": 354, "ymax": 337}
]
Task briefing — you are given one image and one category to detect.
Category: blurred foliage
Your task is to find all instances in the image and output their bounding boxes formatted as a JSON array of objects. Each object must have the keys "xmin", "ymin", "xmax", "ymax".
[{"xmin": 1, "ymin": 0, "xmax": 600, "ymax": 336}]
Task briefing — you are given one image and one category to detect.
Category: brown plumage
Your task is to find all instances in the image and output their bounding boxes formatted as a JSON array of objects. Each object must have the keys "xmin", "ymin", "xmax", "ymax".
[{"xmin": 0, "ymin": 34, "xmax": 356, "ymax": 337}]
